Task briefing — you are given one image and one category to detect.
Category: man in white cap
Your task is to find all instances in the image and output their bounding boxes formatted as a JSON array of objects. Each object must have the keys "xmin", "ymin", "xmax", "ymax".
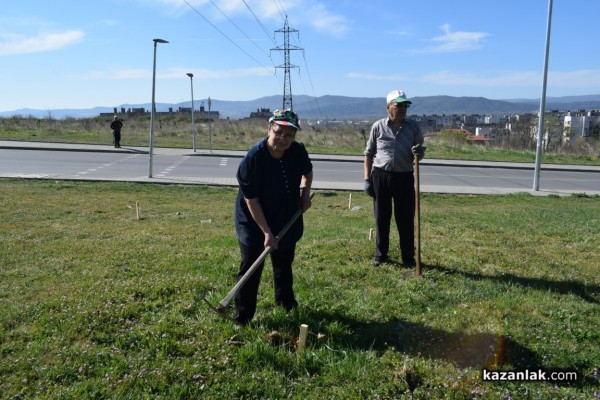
[
  {"xmin": 363, "ymin": 90, "xmax": 425, "ymax": 267},
  {"xmin": 233, "ymin": 109, "xmax": 313, "ymax": 326}
]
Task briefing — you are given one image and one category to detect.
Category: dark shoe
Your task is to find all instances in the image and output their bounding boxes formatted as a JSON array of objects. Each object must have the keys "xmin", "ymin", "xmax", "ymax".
[
  {"xmin": 276, "ymin": 300, "xmax": 298, "ymax": 312},
  {"xmin": 232, "ymin": 318, "xmax": 247, "ymax": 329},
  {"xmin": 373, "ymin": 256, "xmax": 391, "ymax": 267},
  {"xmin": 403, "ymin": 259, "xmax": 416, "ymax": 268}
]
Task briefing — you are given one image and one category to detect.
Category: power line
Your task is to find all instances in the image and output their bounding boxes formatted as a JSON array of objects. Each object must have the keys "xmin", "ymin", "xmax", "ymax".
[
  {"xmin": 273, "ymin": 0, "xmax": 288, "ymax": 22},
  {"xmin": 241, "ymin": 0, "xmax": 277, "ymax": 47},
  {"xmin": 291, "ymin": 23, "xmax": 323, "ymax": 120},
  {"xmin": 181, "ymin": 0, "xmax": 274, "ymax": 76},
  {"xmin": 206, "ymin": 0, "xmax": 271, "ymax": 59},
  {"xmin": 299, "ymin": 53, "xmax": 323, "ymax": 120},
  {"xmin": 180, "ymin": 0, "xmax": 321, "ymax": 117}
]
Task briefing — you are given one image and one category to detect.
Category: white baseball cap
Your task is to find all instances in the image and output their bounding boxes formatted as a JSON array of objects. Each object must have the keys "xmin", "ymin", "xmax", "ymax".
[{"xmin": 386, "ymin": 90, "xmax": 412, "ymax": 104}]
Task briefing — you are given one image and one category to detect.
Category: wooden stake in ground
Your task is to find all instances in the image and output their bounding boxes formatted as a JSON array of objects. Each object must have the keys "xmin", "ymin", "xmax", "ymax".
[
  {"xmin": 297, "ymin": 324, "xmax": 309, "ymax": 351},
  {"xmin": 414, "ymin": 156, "xmax": 422, "ymax": 276},
  {"xmin": 348, "ymin": 193, "xmax": 352, "ymax": 209},
  {"xmin": 135, "ymin": 202, "xmax": 141, "ymax": 220}
]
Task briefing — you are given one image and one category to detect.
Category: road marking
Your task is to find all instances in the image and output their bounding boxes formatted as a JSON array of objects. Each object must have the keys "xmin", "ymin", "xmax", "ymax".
[
  {"xmin": 77, "ymin": 154, "xmax": 139, "ymax": 176},
  {"xmin": 157, "ymin": 157, "xmax": 187, "ymax": 177},
  {"xmin": 219, "ymin": 158, "xmax": 228, "ymax": 166}
]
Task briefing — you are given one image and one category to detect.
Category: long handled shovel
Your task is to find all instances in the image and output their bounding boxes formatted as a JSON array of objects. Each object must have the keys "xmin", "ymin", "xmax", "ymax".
[
  {"xmin": 414, "ymin": 154, "xmax": 422, "ymax": 276},
  {"xmin": 204, "ymin": 192, "xmax": 315, "ymax": 319}
]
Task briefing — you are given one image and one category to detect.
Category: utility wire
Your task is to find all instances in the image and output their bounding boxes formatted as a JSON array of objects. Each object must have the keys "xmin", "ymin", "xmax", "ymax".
[
  {"xmin": 206, "ymin": 0, "xmax": 272, "ymax": 59},
  {"xmin": 241, "ymin": 0, "xmax": 277, "ymax": 46},
  {"xmin": 300, "ymin": 53, "xmax": 323, "ymax": 120},
  {"xmin": 273, "ymin": 0, "xmax": 288, "ymax": 22},
  {"xmin": 181, "ymin": 0, "xmax": 274, "ymax": 76},
  {"xmin": 181, "ymin": 0, "xmax": 322, "ymax": 118},
  {"xmin": 292, "ymin": 24, "xmax": 323, "ymax": 120}
]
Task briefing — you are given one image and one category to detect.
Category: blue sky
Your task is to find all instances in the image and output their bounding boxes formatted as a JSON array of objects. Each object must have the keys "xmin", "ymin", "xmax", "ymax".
[{"xmin": 2, "ymin": 0, "xmax": 600, "ymax": 111}]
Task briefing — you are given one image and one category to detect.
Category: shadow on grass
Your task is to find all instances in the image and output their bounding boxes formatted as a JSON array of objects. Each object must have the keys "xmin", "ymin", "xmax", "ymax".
[
  {"xmin": 261, "ymin": 309, "xmax": 592, "ymax": 387},
  {"xmin": 285, "ymin": 309, "xmax": 539, "ymax": 370},
  {"xmin": 427, "ymin": 263, "xmax": 600, "ymax": 305}
]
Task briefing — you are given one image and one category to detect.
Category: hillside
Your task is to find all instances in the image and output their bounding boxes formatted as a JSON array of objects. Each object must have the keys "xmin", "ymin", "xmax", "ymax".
[{"xmin": 2, "ymin": 94, "xmax": 600, "ymax": 120}]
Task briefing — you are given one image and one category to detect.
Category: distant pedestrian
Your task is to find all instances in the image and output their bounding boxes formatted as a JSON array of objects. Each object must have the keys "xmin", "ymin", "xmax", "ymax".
[
  {"xmin": 363, "ymin": 90, "xmax": 425, "ymax": 267},
  {"xmin": 110, "ymin": 116, "xmax": 123, "ymax": 148},
  {"xmin": 233, "ymin": 109, "xmax": 313, "ymax": 327}
]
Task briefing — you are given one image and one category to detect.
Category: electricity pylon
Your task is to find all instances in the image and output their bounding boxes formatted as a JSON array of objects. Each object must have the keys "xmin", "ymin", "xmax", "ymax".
[{"xmin": 271, "ymin": 16, "xmax": 303, "ymax": 111}]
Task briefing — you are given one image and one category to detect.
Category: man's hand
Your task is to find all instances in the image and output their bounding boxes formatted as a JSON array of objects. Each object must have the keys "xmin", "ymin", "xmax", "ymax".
[
  {"xmin": 300, "ymin": 187, "xmax": 312, "ymax": 212},
  {"xmin": 264, "ymin": 230, "xmax": 278, "ymax": 250},
  {"xmin": 412, "ymin": 144, "xmax": 426, "ymax": 161},
  {"xmin": 364, "ymin": 179, "xmax": 375, "ymax": 197}
]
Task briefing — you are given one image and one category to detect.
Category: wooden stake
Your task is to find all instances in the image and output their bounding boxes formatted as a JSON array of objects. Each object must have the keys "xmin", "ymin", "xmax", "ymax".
[
  {"xmin": 369, "ymin": 228, "xmax": 374, "ymax": 241},
  {"xmin": 414, "ymin": 157, "xmax": 421, "ymax": 276},
  {"xmin": 348, "ymin": 193, "xmax": 352, "ymax": 209},
  {"xmin": 136, "ymin": 202, "xmax": 141, "ymax": 220},
  {"xmin": 298, "ymin": 324, "xmax": 309, "ymax": 351}
]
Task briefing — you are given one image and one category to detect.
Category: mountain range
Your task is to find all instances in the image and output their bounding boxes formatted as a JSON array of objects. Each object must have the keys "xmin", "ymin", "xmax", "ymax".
[{"xmin": 2, "ymin": 94, "xmax": 600, "ymax": 120}]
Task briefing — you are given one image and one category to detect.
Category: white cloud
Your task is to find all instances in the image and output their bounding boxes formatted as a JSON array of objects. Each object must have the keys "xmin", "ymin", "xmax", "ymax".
[
  {"xmin": 86, "ymin": 66, "xmax": 273, "ymax": 80},
  {"xmin": 254, "ymin": 0, "xmax": 349, "ymax": 37},
  {"xmin": 86, "ymin": 68, "xmax": 151, "ymax": 80},
  {"xmin": 408, "ymin": 24, "xmax": 488, "ymax": 54},
  {"xmin": 422, "ymin": 69, "xmax": 600, "ymax": 89},
  {"xmin": 549, "ymin": 70, "xmax": 600, "ymax": 88},
  {"xmin": 0, "ymin": 30, "xmax": 84, "ymax": 56},
  {"xmin": 302, "ymin": 3, "xmax": 349, "ymax": 37},
  {"xmin": 386, "ymin": 30, "xmax": 410, "ymax": 37},
  {"xmin": 164, "ymin": 66, "xmax": 274, "ymax": 79},
  {"xmin": 423, "ymin": 70, "xmax": 537, "ymax": 86},
  {"xmin": 151, "ymin": 0, "xmax": 349, "ymax": 37}
]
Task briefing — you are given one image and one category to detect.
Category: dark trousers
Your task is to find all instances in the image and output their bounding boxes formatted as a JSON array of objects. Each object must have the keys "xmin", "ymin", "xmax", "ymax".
[
  {"xmin": 233, "ymin": 241, "xmax": 297, "ymax": 325},
  {"xmin": 372, "ymin": 168, "xmax": 415, "ymax": 263},
  {"xmin": 113, "ymin": 131, "xmax": 121, "ymax": 147}
]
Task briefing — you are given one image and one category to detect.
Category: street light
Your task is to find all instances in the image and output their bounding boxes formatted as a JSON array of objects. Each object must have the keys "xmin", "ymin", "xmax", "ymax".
[
  {"xmin": 533, "ymin": 0, "xmax": 553, "ymax": 191},
  {"xmin": 149, "ymin": 38, "xmax": 169, "ymax": 178},
  {"xmin": 186, "ymin": 73, "xmax": 196, "ymax": 152},
  {"xmin": 208, "ymin": 96, "xmax": 213, "ymax": 154}
]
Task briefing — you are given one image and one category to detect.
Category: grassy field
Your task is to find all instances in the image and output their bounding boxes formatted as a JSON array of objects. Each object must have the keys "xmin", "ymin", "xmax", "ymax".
[
  {"xmin": 1, "ymin": 115, "xmax": 599, "ymax": 165},
  {"xmin": 1, "ymin": 179, "xmax": 598, "ymax": 399}
]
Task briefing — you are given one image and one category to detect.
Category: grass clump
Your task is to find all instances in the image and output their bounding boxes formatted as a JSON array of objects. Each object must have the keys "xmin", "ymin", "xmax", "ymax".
[{"xmin": 1, "ymin": 180, "xmax": 599, "ymax": 399}]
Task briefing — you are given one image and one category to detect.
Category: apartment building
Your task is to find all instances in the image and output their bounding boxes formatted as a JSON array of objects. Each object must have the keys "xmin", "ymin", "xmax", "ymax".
[{"xmin": 563, "ymin": 110, "xmax": 600, "ymax": 144}]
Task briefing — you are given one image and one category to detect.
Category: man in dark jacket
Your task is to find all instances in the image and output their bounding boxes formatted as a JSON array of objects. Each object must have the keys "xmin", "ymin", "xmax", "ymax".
[
  {"xmin": 110, "ymin": 116, "xmax": 123, "ymax": 148},
  {"xmin": 233, "ymin": 109, "xmax": 313, "ymax": 327}
]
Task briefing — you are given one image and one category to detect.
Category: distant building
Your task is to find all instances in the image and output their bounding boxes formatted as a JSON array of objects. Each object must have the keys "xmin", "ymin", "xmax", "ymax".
[
  {"xmin": 99, "ymin": 103, "xmax": 220, "ymax": 121},
  {"xmin": 563, "ymin": 110, "xmax": 600, "ymax": 143},
  {"xmin": 249, "ymin": 108, "xmax": 273, "ymax": 118}
]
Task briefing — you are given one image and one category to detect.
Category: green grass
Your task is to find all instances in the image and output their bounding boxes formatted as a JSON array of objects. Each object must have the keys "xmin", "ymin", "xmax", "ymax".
[
  {"xmin": 1, "ymin": 180, "xmax": 599, "ymax": 399},
  {"xmin": 2, "ymin": 115, "xmax": 599, "ymax": 165}
]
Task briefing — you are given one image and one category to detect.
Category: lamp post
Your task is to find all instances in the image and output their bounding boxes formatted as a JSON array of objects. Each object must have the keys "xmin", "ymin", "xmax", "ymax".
[
  {"xmin": 186, "ymin": 73, "xmax": 196, "ymax": 152},
  {"xmin": 208, "ymin": 96, "xmax": 213, "ymax": 154},
  {"xmin": 533, "ymin": 0, "xmax": 553, "ymax": 191},
  {"xmin": 149, "ymin": 38, "xmax": 169, "ymax": 178}
]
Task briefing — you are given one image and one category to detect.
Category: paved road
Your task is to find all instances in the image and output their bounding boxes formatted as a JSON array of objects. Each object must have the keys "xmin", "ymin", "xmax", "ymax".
[{"xmin": 1, "ymin": 140, "xmax": 599, "ymax": 196}]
